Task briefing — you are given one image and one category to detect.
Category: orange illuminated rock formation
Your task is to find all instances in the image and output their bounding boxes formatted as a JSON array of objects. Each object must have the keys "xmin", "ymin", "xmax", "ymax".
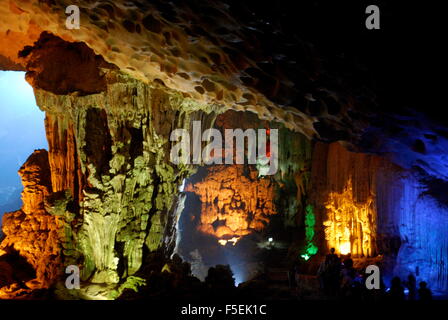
[
  {"xmin": 311, "ymin": 142, "xmax": 381, "ymax": 257},
  {"xmin": 45, "ymin": 114, "xmax": 86, "ymax": 203},
  {"xmin": 185, "ymin": 165, "xmax": 277, "ymax": 244},
  {"xmin": 0, "ymin": 150, "xmax": 63, "ymax": 298},
  {"xmin": 323, "ymin": 178, "xmax": 376, "ymax": 257}
]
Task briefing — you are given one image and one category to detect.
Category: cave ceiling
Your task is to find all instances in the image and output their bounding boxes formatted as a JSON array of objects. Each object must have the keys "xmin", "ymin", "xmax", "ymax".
[{"xmin": 0, "ymin": 0, "xmax": 445, "ymax": 180}]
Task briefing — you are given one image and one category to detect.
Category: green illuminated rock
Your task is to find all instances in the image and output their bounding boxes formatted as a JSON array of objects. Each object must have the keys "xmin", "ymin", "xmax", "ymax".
[{"xmin": 34, "ymin": 70, "xmax": 220, "ymax": 296}]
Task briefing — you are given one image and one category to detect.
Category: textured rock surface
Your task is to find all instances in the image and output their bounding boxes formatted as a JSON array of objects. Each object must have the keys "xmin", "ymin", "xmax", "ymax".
[
  {"xmin": 35, "ymin": 68, "xmax": 217, "ymax": 291},
  {"xmin": 1, "ymin": 0, "xmax": 444, "ymax": 185},
  {"xmin": 0, "ymin": 150, "xmax": 63, "ymax": 297},
  {"xmin": 0, "ymin": 0, "xmax": 317, "ymax": 134},
  {"xmin": 0, "ymin": 0, "xmax": 385, "ymax": 146},
  {"xmin": 185, "ymin": 165, "xmax": 276, "ymax": 243},
  {"xmin": 0, "ymin": 0, "xmax": 446, "ymax": 298},
  {"xmin": 311, "ymin": 142, "xmax": 448, "ymax": 292},
  {"xmin": 0, "ymin": 0, "xmax": 446, "ymax": 181},
  {"xmin": 0, "ymin": 0, "xmax": 448, "ymax": 172},
  {"xmin": 311, "ymin": 142, "xmax": 381, "ymax": 257}
]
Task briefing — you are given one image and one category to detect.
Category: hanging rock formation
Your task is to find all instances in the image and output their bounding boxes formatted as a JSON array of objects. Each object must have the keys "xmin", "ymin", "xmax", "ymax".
[
  {"xmin": 37, "ymin": 72, "xmax": 217, "ymax": 296},
  {"xmin": 0, "ymin": 31, "xmax": 220, "ymax": 298}
]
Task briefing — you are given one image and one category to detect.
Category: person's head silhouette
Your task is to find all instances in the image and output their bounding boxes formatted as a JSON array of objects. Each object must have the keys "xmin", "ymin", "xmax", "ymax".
[
  {"xmin": 330, "ymin": 248, "xmax": 335, "ymax": 254},
  {"xmin": 391, "ymin": 276, "xmax": 402, "ymax": 287}
]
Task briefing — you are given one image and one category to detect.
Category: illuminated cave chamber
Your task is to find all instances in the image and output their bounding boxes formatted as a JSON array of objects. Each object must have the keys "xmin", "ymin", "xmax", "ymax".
[
  {"xmin": 312, "ymin": 142, "xmax": 448, "ymax": 293},
  {"xmin": 0, "ymin": 0, "xmax": 446, "ymax": 300},
  {"xmin": 175, "ymin": 111, "xmax": 313, "ymax": 284},
  {"xmin": 185, "ymin": 165, "xmax": 277, "ymax": 246},
  {"xmin": 177, "ymin": 164, "xmax": 277, "ymax": 283}
]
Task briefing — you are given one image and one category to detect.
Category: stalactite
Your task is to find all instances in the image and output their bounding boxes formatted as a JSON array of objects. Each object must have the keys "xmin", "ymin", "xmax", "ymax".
[
  {"xmin": 31, "ymin": 70, "xmax": 219, "ymax": 298},
  {"xmin": 45, "ymin": 114, "xmax": 85, "ymax": 203}
]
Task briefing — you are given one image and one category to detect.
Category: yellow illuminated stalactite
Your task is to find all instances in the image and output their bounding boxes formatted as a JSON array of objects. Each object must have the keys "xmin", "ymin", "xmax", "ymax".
[{"xmin": 323, "ymin": 179, "xmax": 376, "ymax": 257}]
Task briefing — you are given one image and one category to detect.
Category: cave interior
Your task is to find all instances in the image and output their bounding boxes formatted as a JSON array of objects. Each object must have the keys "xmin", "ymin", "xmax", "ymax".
[{"xmin": 0, "ymin": 0, "xmax": 446, "ymax": 300}]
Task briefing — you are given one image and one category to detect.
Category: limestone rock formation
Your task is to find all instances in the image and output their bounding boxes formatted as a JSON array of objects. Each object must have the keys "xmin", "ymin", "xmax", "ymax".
[
  {"xmin": 39, "ymin": 71, "xmax": 217, "ymax": 289},
  {"xmin": 311, "ymin": 142, "xmax": 448, "ymax": 293},
  {"xmin": 1, "ymin": 36, "xmax": 220, "ymax": 297},
  {"xmin": 0, "ymin": 0, "xmax": 446, "ymax": 300},
  {"xmin": 184, "ymin": 165, "xmax": 276, "ymax": 244},
  {"xmin": 0, "ymin": 149, "xmax": 63, "ymax": 298},
  {"xmin": 311, "ymin": 142, "xmax": 382, "ymax": 257}
]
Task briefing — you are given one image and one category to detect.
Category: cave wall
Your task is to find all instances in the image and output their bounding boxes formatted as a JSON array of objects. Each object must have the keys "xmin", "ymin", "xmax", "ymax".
[
  {"xmin": 37, "ymin": 71, "xmax": 218, "ymax": 291},
  {"xmin": 377, "ymin": 167, "xmax": 448, "ymax": 292},
  {"xmin": 184, "ymin": 165, "xmax": 277, "ymax": 242},
  {"xmin": 0, "ymin": 36, "xmax": 221, "ymax": 297},
  {"xmin": 312, "ymin": 141, "xmax": 448, "ymax": 292}
]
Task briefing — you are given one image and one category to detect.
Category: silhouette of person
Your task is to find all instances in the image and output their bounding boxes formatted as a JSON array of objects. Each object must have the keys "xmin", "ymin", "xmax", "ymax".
[
  {"xmin": 324, "ymin": 248, "xmax": 341, "ymax": 295},
  {"xmin": 325, "ymin": 248, "xmax": 338, "ymax": 265},
  {"xmin": 388, "ymin": 276, "xmax": 405, "ymax": 300},
  {"xmin": 418, "ymin": 281, "xmax": 432, "ymax": 301},
  {"xmin": 343, "ymin": 253, "xmax": 353, "ymax": 269},
  {"xmin": 406, "ymin": 274, "xmax": 417, "ymax": 300}
]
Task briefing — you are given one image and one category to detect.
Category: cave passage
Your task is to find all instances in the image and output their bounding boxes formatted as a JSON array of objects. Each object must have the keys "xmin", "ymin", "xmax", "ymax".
[
  {"xmin": 177, "ymin": 165, "xmax": 278, "ymax": 285},
  {"xmin": 0, "ymin": 71, "xmax": 47, "ymax": 223}
]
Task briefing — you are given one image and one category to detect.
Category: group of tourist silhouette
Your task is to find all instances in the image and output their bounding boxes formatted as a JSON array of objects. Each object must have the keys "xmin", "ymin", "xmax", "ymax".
[{"xmin": 315, "ymin": 248, "xmax": 433, "ymax": 300}]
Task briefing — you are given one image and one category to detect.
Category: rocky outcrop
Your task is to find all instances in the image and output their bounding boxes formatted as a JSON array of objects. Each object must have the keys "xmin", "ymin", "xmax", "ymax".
[
  {"xmin": 34, "ymin": 67, "xmax": 218, "ymax": 296},
  {"xmin": 184, "ymin": 165, "xmax": 276, "ymax": 244},
  {"xmin": 0, "ymin": 150, "xmax": 63, "ymax": 298},
  {"xmin": 20, "ymin": 32, "xmax": 116, "ymax": 95},
  {"xmin": 311, "ymin": 142, "xmax": 382, "ymax": 257}
]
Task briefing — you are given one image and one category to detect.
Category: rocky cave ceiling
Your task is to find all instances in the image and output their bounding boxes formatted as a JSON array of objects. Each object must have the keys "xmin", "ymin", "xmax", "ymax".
[{"xmin": 0, "ymin": 0, "xmax": 446, "ymax": 185}]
